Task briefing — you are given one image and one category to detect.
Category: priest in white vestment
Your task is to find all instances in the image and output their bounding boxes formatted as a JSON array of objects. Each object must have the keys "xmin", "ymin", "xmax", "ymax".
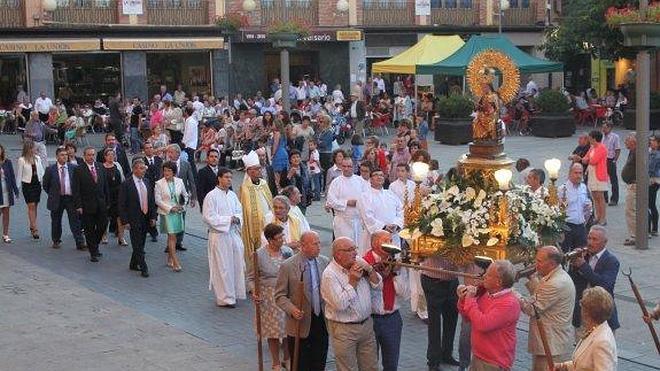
[
  {"xmin": 387, "ymin": 163, "xmax": 428, "ymax": 321},
  {"xmin": 262, "ymin": 195, "xmax": 309, "ymax": 251},
  {"xmin": 357, "ymin": 168, "xmax": 403, "ymax": 255},
  {"xmin": 326, "ymin": 158, "xmax": 368, "ymax": 242},
  {"xmin": 202, "ymin": 168, "xmax": 246, "ymax": 307}
]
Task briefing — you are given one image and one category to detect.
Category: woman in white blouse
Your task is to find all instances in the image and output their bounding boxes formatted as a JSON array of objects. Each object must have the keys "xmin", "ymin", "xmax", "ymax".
[
  {"xmin": 554, "ymin": 286, "xmax": 617, "ymax": 371},
  {"xmin": 154, "ymin": 161, "xmax": 188, "ymax": 272},
  {"xmin": 16, "ymin": 140, "xmax": 45, "ymax": 240}
]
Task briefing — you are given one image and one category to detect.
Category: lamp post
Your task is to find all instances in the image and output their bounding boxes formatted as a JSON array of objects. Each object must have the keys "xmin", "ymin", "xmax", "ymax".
[
  {"xmin": 404, "ymin": 162, "xmax": 430, "ymax": 227},
  {"xmin": 498, "ymin": 0, "xmax": 510, "ymax": 34},
  {"xmin": 544, "ymin": 158, "xmax": 561, "ymax": 206},
  {"xmin": 635, "ymin": 0, "xmax": 650, "ymax": 250},
  {"xmin": 494, "ymin": 168, "xmax": 513, "ymax": 244}
]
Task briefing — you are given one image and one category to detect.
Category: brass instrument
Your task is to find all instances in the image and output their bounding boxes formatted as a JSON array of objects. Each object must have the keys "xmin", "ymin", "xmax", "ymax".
[
  {"xmin": 514, "ymin": 247, "xmax": 588, "ymax": 281},
  {"xmin": 380, "ymin": 244, "xmax": 485, "ymax": 281}
]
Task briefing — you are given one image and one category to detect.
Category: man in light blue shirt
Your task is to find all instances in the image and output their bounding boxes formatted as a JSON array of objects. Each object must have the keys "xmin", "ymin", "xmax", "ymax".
[{"xmin": 559, "ymin": 163, "xmax": 592, "ymax": 252}]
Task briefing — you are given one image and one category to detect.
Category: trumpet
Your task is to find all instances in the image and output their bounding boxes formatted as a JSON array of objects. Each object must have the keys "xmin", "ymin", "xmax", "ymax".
[{"xmin": 514, "ymin": 247, "xmax": 589, "ymax": 281}]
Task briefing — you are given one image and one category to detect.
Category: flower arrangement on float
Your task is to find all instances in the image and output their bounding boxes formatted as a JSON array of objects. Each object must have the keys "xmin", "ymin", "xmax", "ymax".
[{"xmin": 403, "ymin": 169, "xmax": 565, "ymax": 264}]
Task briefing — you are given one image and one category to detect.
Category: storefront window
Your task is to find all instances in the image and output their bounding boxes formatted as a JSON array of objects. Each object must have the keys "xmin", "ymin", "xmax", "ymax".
[
  {"xmin": 53, "ymin": 53, "xmax": 121, "ymax": 104},
  {"xmin": 0, "ymin": 55, "xmax": 27, "ymax": 108},
  {"xmin": 147, "ymin": 52, "xmax": 211, "ymax": 98}
]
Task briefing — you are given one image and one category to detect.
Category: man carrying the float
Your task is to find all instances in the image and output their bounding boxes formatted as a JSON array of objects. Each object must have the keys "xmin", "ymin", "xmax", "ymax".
[
  {"xmin": 239, "ymin": 150, "xmax": 273, "ymax": 269},
  {"xmin": 326, "ymin": 158, "xmax": 367, "ymax": 243}
]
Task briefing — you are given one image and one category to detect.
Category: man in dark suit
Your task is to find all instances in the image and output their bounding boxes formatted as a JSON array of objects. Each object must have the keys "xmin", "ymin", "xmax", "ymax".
[
  {"xmin": 73, "ymin": 147, "xmax": 109, "ymax": 262},
  {"xmin": 96, "ymin": 132, "xmax": 131, "ymax": 177},
  {"xmin": 166, "ymin": 144, "xmax": 196, "ymax": 251},
  {"xmin": 43, "ymin": 146, "xmax": 86, "ymax": 250},
  {"xmin": 274, "ymin": 231, "xmax": 330, "ymax": 371},
  {"xmin": 569, "ymin": 225, "xmax": 620, "ymax": 332},
  {"xmin": 143, "ymin": 141, "xmax": 162, "ymax": 242},
  {"xmin": 119, "ymin": 158, "xmax": 157, "ymax": 277},
  {"xmin": 196, "ymin": 148, "xmax": 220, "ymax": 213}
]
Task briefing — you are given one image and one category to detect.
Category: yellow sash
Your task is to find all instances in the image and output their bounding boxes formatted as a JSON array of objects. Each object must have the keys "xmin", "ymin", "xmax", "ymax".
[{"xmin": 239, "ymin": 175, "xmax": 273, "ymax": 268}]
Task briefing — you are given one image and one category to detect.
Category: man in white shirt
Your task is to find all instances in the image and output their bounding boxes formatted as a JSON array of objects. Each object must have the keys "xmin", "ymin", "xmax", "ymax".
[
  {"xmin": 525, "ymin": 77, "xmax": 539, "ymax": 97},
  {"xmin": 363, "ymin": 230, "xmax": 409, "ymax": 371},
  {"xmin": 357, "ymin": 169, "xmax": 403, "ymax": 254},
  {"xmin": 34, "ymin": 91, "xmax": 53, "ymax": 122},
  {"xmin": 559, "ymin": 163, "xmax": 592, "ymax": 252},
  {"xmin": 321, "ymin": 237, "xmax": 382, "ymax": 371},
  {"xmin": 373, "ymin": 75, "xmax": 386, "ymax": 97},
  {"xmin": 202, "ymin": 167, "xmax": 246, "ymax": 307},
  {"xmin": 527, "ymin": 168, "xmax": 548, "ymax": 199},
  {"xmin": 181, "ymin": 106, "xmax": 199, "ymax": 171},
  {"xmin": 326, "ymin": 158, "xmax": 368, "ymax": 243},
  {"xmin": 296, "ymin": 80, "xmax": 307, "ymax": 104}
]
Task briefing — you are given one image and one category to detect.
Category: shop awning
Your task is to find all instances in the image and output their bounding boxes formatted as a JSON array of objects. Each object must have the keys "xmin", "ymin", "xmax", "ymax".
[
  {"xmin": 0, "ymin": 39, "xmax": 100, "ymax": 53},
  {"xmin": 371, "ymin": 35, "xmax": 465, "ymax": 74},
  {"xmin": 102, "ymin": 38, "xmax": 224, "ymax": 51},
  {"xmin": 416, "ymin": 35, "xmax": 563, "ymax": 75}
]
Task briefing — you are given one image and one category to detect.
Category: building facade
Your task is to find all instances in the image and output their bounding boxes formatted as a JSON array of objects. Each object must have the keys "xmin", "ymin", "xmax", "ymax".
[{"xmin": 3, "ymin": 0, "xmax": 646, "ymax": 107}]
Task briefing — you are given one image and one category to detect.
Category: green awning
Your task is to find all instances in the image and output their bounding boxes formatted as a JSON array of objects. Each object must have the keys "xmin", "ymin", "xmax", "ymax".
[{"xmin": 416, "ymin": 35, "xmax": 564, "ymax": 75}]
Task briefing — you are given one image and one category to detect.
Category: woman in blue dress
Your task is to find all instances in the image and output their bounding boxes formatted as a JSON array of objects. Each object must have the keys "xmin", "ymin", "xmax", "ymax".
[{"xmin": 271, "ymin": 119, "xmax": 289, "ymax": 192}]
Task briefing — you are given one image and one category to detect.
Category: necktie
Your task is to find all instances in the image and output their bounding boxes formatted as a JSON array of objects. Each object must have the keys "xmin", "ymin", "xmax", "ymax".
[
  {"xmin": 306, "ymin": 259, "xmax": 321, "ymax": 316},
  {"xmin": 59, "ymin": 166, "xmax": 66, "ymax": 195},
  {"xmin": 90, "ymin": 165, "xmax": 97, "ymax": 183},
  {"xmin": 138, "ymin": 179, "xmax": 148, "ymax": 214}
]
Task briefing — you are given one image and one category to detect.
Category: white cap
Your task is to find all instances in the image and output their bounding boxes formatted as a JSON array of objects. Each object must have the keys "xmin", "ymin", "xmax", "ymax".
[{"xmin": 242, "ymin": 151, "xmax": 260, "ymax": 169}]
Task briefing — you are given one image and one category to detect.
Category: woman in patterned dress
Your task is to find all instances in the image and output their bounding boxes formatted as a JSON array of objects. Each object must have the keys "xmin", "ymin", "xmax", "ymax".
[{"xmin": 249, "ymin": 223, "xmax": 293, "ymax": 370}]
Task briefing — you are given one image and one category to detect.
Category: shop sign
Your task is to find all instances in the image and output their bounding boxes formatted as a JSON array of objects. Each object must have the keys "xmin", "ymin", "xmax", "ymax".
[
  {"xmin": 103, "ymin": 38, "xmax": 224, "ymax": 50},
  {"xmin": 240, "ymin": 30, "xmax": 363, "ymax": 43},
  {"xmin": 122, "ymin": 0, "xmax": 143, "ymax": 15},
  {"xmin": 0, "ymin": 39, "xmax": 101, "ymax": 53},
  {"xmin": 415, "ymin": 0, "xmax": 431, "ymax": 16},
  {"xmin": 336, "ymin": 30, "xmax": 363, "ymax": 42}
]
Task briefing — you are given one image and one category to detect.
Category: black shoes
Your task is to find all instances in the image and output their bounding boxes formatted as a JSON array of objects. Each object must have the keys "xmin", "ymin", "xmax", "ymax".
[
  {"xmin": 90, "ymin": 256, "xmax": 99, "ymax": 262},
  {"xmin": 442, "ymin": 357, "xmax": 460, "ymax": 366},
  {"xmin": 176, "ymin": 245, "xmax": 187, "ymax": 251},
  {"xmin": 141, "ymin": 269, "xmax": 149, "ymax": 278},
  {"xmin": 51, "ymin": 242, "xmax": 61, "ymax": 249}
]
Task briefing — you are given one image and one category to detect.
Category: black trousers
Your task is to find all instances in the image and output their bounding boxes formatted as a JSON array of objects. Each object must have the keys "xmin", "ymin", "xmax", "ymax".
[
  {"xmin": 561, "ymin": 222, "xmax": 587, "ymax": 253},
  {"xmin": 421, "ymin": 275, "xmax": 458, "ymax": 367},
  {"xmin": 176, "ymin": 212, "xmax": 186, "ymax": 247},
  {"xmin": 287, "ymin": 312, "xmax": 329, "ymax": 371},
  {"xmin": 82, "ymin": 209, "xmax": 108, "ymax": 257},
  {"xmin": 183, "ymin": 147, "xmax": 198, "ymax": 182},
  {"xmin": 129, "ymin": 218, "xmax": 148, "ymax": 271},
  {"xmin": 51, "ymin": 195, "xmax": 84, "ymax": 246},
  {"xmin": 649, "ymin": 183, "xmax": 659, "ymax": 233},
  {"xmin": 605, "ymin": 158, "xmax": 619, "ymax": 204},
  {"xmin": 110, "ymin": 119, "xmax": 124, "ymax": 143}
]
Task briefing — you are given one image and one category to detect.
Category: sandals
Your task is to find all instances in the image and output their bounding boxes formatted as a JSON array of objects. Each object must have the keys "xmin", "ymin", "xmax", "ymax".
[
  {"xmin": 30, "ymin": 228, "xmax": 40, "ymax": 240},
  {"xmin": 2, "ymin": 235, "xmax": 11, "ymax": 244}
]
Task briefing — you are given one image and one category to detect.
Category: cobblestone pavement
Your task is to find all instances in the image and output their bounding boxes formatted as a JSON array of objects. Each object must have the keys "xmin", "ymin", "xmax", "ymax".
[{"xmin": 0, "ymin": 129, "xmax": 659, "ymax": 370}]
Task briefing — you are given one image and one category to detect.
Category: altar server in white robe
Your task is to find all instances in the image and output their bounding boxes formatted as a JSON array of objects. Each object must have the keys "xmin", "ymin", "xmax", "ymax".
[
  {"xmin": 326, "ymin": 158, "xmax": 368, "ymax": 242},
  {"xmin": 357, "ymin": 168, "xmax": 404, "ymax": 255},
  {"xmin": 202, "ymin": 167, "xmax": 246, "ymax": 308},
  {"xmin": 387, "ymin": 163, "xmax": 428, "ymax": 321}
]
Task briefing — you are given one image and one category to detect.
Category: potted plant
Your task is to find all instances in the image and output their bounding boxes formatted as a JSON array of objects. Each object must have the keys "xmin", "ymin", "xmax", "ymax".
[
  {"xmin": 605, "ymin": 3, "xmax": 660, "ymax": 48},
  {"xmin": 215, "ymin": 13, "xmax": 247, "ymax": 36},
  {"xmin": 530, "ymin": 89, "xmax": 575, "ymax": 138},
  {"xmin": 624, "ymin": 92, "xmax": 660, "ymax": 130},
  {"xmin": 434, "ymin": 94, "xmax": 474, "ymax": 145},
  {"xmin": 268, "ymin": 20, "xmax": 311, "ymax": 48}
]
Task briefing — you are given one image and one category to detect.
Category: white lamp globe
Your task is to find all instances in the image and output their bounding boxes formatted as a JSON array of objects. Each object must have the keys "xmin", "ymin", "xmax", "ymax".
[
  {"xmin": 242, "ymin": 0, "xmax": 256, "ymax": 12},
  {"xmin": 544, "ymin": 158, "xmax": 561, "ymax": 180},
  {"xmin": 42, "ymin": 0, "xmax": 57, "ymax": 12},
  {"xmin": 494, "ymin": 168, "xmax": 513, "ymax": 191},
  {"xmin": 500, "ymin": 0, "xmax": 510, "ymax": 10},
  {"xmin": 336, "ymin": 0, "xmax": 349, "ymax": 12},
  {"xmin": 411, "ymin": 162, "xmax": 430, "ymax": 183}
]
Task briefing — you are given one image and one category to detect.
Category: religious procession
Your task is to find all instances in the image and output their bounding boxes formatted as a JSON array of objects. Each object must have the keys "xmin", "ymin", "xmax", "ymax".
[{"xmin": 2, "ymin": 1, "xmax": 660, "ymax": 369}]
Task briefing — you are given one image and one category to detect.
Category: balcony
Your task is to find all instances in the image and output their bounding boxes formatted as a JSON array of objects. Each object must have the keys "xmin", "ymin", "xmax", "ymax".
[
  {"xmin": 502, "ymin": 2, "xmax": 537, "ymax": 25},
  {"xmin": 260, "ymin": 0, "xmax": 319, "ymax": 28},
  {"xmin": 430, "ymin": 5, "xmax": 477, "ymax": 26},
  {"xmin": 0, "ymin": 0, "xmax": 25, "ymax": 28},
  {"xmin": 363, "ymin": 0, "xmax": 414, "ymax": 26},
  {"xmin": 147, "ymin": 0, "xmax": 209, "ymax": 25},
  {"xmin": 53, "ymin": 0, "xmax": 118, "ymax": 24}
]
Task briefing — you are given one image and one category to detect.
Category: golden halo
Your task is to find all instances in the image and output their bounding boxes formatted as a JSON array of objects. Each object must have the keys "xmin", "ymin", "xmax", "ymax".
[{"xmin": 466, "ymin": 50, "xmax": 520, "ymax": 104}]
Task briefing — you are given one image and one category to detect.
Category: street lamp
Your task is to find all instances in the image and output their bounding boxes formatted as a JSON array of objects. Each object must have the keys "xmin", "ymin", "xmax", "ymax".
[
  {"xmin": 494, "ymin": 168, "xmax": 513, "ymax": 192},
  {"xmin": 42, "ymin": 0, "xmax": 57, "ymax": 11},
  {"xmin": 498, "ymin": 0, "xmax": 510, "ymax": 34},
  {"xmin": 336, "ymin": 0, "xmax": 349, "ymax": 12},
  {"xmin": 544, "ymin": 158, "xmax": 561, "ymax": 206}
]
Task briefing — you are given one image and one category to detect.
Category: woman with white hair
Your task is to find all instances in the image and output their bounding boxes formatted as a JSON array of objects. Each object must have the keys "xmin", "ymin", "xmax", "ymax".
[
  {"xmin": 261, "ymin": 195, "xmax": 309, "ymax": 252},
  {"xmin": 554, "ymin": 286, "xmax": 617, "ymax": 371}
]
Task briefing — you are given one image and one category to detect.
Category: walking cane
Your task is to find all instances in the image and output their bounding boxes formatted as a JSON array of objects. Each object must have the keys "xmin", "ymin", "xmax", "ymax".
[
  {"xmin": 623, "ymin": 268, "xmax": 660, "ymax": 354},
  {"xmin": 252, "ymin": 249, "xmax": 264, "ymax": 371},
  {"xmin": 532, "ymin": 305, "xmax": 555, "ymax": 371},
  {"xmin": 292, "ymin": 264, "xmax": 306, "ymax": 371}
]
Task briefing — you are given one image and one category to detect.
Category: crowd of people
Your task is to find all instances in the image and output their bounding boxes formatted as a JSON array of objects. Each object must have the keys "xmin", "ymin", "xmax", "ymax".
[{"xmin": 0, "ymin": 78, "xmax": 658, "ymax": 371}]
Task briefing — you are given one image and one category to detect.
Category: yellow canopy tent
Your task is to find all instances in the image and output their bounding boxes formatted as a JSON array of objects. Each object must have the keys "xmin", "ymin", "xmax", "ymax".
[{"xmin": 371, "ymin": 35, "xmax": 465, "ymax": 74}]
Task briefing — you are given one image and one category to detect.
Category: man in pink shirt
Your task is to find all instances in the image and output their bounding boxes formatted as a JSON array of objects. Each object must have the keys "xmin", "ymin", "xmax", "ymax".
[{"xmin": 457, "ymin": 260, "xmax": 521, "ymax": 370}]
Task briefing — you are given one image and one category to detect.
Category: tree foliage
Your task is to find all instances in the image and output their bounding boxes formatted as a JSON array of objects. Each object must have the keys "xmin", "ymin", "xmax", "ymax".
[{"xmin": 542, "ymin": 0, "xmax": 639, "ymax": 63}]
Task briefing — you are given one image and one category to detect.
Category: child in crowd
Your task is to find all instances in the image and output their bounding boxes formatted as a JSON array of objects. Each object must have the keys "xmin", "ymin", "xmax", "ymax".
[{"xmin": 307, "ymin": 140, "xmax": 322, "ymax": 201}]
